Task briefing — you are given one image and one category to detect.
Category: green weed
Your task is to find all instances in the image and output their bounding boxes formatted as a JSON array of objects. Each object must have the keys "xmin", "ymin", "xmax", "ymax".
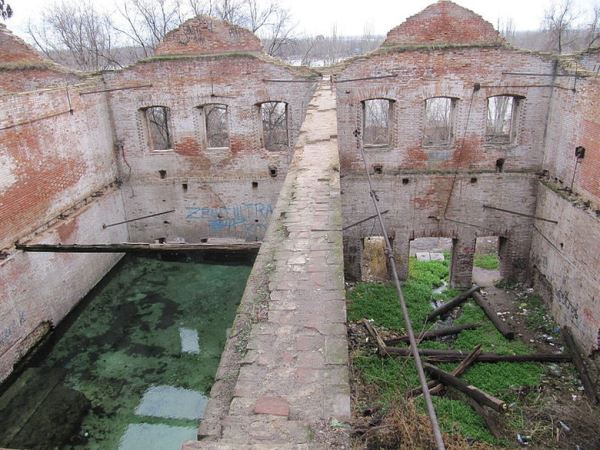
[{"xmin": 474, "ymin": 253, "xmax": 500, "ymax": 270}]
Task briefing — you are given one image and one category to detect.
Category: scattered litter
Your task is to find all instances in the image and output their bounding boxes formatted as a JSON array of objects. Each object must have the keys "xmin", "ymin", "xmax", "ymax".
[
  {"xmin": 517, "ymin": 433, "xmax": 531, "ymax": 446},
  {"xmin": 559, "ymin": 421, "xmax": 571, "ymax": 432},
  {"xmin": 330, "ymin": 418, "xmax": 350, "ymax": 429}
]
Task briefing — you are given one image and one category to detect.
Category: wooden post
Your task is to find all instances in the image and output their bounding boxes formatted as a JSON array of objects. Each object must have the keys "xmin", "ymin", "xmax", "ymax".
[
  {"xmin": 424, "ymin": 363, "xmax": 507, "ymax": 413},
  {"xmin": 361, "ymin": 319, "xmax": 388, "ymax": 356},
  {"xmin": 561, "ymin": 327, "xmax": 598, "ymax": 403},
  {"xmin": 472, "ymin": 291, "xmax": 514, "ymax": 340},
  {"xmin": 427, "ymin": 286, "xmax": 480, "ymax": 321}
]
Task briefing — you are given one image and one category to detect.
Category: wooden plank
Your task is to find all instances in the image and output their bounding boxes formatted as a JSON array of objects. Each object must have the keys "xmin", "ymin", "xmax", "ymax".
[
  {"xmin": 424, "ymin": 363, "xmax": 507, "ymax": 412},
  {"xmin": 407, "ymin": 345, "xmax": 482, "ymax": 397},
  {"xmin": 385, "ymin": 323, "xmax": 480, "ymax": 345},
  {"xmin": 361, "ymin": 319, "xmax": 388, "ymax": 356},
  {"xmin": 561, "ymin": 326, "xmax": 598, "ymax": 403},
  {"xmin": 426, "ymin": 286, "xmax": 480, "ymax": 321},
  {"xmin": 472, "ymin": 291, "xmax": 515, "ymax": 340},
  {"xmin": 15, "ymin": 242, "xmax": 261, "ymax": 254},
  {"xmin": 385, "ymin": 346, "xmax": 572, "ymax": 363}
]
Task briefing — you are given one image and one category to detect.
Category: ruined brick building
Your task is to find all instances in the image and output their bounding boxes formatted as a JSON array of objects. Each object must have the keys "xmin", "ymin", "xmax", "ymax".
[{"xmin": 1, "ymin": 1, "xmax": 599, "ymax": 447}]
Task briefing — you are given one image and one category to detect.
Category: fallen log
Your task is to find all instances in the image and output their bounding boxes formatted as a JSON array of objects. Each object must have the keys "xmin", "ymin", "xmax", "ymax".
[
  {"xmin": 361, "ymin": 319, "xmax": 388, "ymax": 355},
  {"xmin": 561, "ymin": 327, "xmax": 598, "ymax": 403},
  {"xmin": 427, "ymin": 285, "xmax": 480, "ymax": 321},
  {"xmin": 386, "ymin": 323, "xmax": 480, "ymax": 346},
  {"xmin": 407, "ymin": 345, "xmax": 482, "ymax": 397},
  {"xmin": 430, "ymin": 345, "xmax": 482, "ymax": 395},
  {"xmin": 424, "ymin": 363, "xmax": 507, "ymax": 413},
  {"xmin": 472, "ymin": 291, "xmax": 515, "ymax": 340},
  {"xmin": 386, "ymin": 347, "xmax": 572, "ymax": 363},
  {"xmin": 460, "ymin": 394, "xmax": 504, "ymax": 438}
]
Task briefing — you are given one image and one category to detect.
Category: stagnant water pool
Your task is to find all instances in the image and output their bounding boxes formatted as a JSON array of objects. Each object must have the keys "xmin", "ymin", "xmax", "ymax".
[{"xmin": 0, "ymin": 254, "xmax": 253, "ymax": 450}]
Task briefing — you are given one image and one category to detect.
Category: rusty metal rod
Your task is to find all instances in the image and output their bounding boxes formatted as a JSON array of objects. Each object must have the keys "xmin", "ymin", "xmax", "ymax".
[
  {"xmin": 102, "ymin": 210, "xmax": 175, "ymax": 229},
  {"xmin": 483, "ymin": 205, "xmax": 558, "ymax": 224},
  {"xmin": 79, "ymin": 84, "xmax": 153, "ymax": 95},
  {"xmin": 342, "ymin": 210, "xmax": 389, "ymax": 231},
  {"xmin": 335, "ymin": 74, "xmax": 397, "ymax": 83},
  {"xmin": 356, "ymin": 130, "xmax": 446, "ymax": 450}
]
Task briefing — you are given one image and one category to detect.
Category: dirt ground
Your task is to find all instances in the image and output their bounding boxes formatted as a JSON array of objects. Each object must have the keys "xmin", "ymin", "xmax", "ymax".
[{"xmin": 348, "ymin": 273, "xmax": 600, "ymax": 449}]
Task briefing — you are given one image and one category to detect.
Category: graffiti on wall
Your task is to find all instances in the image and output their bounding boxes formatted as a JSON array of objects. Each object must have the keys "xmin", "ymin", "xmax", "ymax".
[{"xmin": 185, "ymin": 203, "xmax": 273, "ymax": 237}]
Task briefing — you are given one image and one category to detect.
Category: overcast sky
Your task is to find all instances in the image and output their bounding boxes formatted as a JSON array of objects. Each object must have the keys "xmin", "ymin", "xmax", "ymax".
[{"xmin": 4, "ymin": 0, "xmax": 600, "ymax": 39}]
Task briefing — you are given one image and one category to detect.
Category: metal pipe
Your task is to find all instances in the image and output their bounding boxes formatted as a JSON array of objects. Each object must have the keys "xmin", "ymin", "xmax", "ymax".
[
  {"xmin": 0, "ymin": 109, "xmax": 74, "ymax": 131},
  {"xmin": 79, "ymin": 84, "xmax": 153, "ymax": 96},
  {"xmin": 356, "ymin": 131, "xmax": 446, "ymax": 450},
  {"xmin": 102, "ymin": 209, "xmax": 175, "ymax": 229},
  {"xmin": 482, "ymin": 205, "xmax": 558, "ymax": 224},
  {"xmin": 342, "ymin": 210, "xmax": 389, "ymax": 231},
  {"xmin": 335, "ymin": 74, "xmax": 397, "ymax": 83}
]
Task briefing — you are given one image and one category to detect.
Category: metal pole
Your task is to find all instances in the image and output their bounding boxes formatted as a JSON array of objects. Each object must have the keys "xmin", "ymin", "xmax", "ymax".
[
  {"xmin": 355, "ymin": 131, "xmax": 446, "ymax": 450},
  {"xmin": 342, "ymin": 210, "xmax": 389, "ymax": 231},
  {"xmin": 482, "ymin": 205, "xmax": 558, "ymax": 224},
  {"xmin": 102, "ymin": 209, "xmax": 175, "ymax": 229}
]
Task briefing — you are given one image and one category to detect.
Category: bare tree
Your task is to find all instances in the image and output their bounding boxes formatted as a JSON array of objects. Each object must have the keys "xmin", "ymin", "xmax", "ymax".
[
  {"xmin": 543, "ymin": 0, "xmax": 579, "ymax": 53},
  {"xmin": 586, "ymin": 3, "xmax": 600, "ymax": 49},
  {"xmin": 114, "ymin": 0, "xmax": 187, "ymax": 57},
  {"xmin": 27, "ymin": 1, "xmax": 120, "ymax": 70},
  {"xmin": 1, "ymin": 0, "xmax": 12, "ymax": 20},
  {"xmin": 497, "ymin": 17, "xmax": 516, "ymax": 42}
]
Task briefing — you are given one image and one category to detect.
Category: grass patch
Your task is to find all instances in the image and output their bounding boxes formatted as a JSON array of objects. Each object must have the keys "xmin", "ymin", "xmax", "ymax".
[
  {"xmin": 349, "ymin": 257, "xmax": 547, "ymax": 446},
  {"xmin": 348, "ymin": 257, "xmax": 456, "ymax": 332},
  {"xmin": 474, "ymin": 253, "xmax": 500, "ymax": 270}
]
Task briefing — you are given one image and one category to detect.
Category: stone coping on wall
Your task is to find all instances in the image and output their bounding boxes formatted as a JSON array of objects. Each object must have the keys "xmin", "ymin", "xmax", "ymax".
[{"xmin": 183, "ymin": 79, "xmax": 349, "ymax": 449}]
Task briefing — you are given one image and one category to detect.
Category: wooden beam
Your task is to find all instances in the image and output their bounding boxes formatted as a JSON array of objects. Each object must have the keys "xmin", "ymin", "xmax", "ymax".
[
  {"xmin": 424, "ymin": 363, "xmax": 507, "ymax": 412},
  {"xmin": 472, "ymin": 291, "xmax": 515, "ymax": 340},
  {"xmin": 561, "ymin": 326, "xmax": 598, "ymax": 403},
  {"xmin": 427, "ymin": 286, "xmax": 480, "ymax": 321},
  {"xmin": 386, "ymin": 323, "xmax": 480, "ymax": 346},
  {"xmin": 385, "ymin": 347, "xmax": 572, "ymax": 363},
  {"xmin": 407, "ymin": 345, "xmax": 482, "ymax": 398},
  {"xmin": 15, "ymin": 242, "xmax": 261, "ymax": 254}
]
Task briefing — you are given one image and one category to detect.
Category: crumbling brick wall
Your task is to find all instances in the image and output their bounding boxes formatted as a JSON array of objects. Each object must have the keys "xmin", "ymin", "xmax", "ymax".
[
  {"xmin": 531, "ymin": 64, "xmax": 600, "ymax": 354},
  {"xmin": 336, "ymin": 40, "xmax": 554, "ymax": 286},
  {"xmin": 104, "ymin": 19, "xmax": 318, "ymax": 243}
]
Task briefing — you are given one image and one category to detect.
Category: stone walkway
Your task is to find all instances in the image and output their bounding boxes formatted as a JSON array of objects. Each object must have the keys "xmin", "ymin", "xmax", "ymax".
[{"xmin": 184, "ymin": 81, "xmax": 349, "ymax": 449}]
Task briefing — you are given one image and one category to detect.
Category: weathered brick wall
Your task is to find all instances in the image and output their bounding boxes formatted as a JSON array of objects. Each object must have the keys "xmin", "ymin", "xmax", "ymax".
[
  {"xmin": 104, "ymin": 55, "xmax": 318, "ymax": 242},
  {"xmin": 382, "ymin": 1, "xmax": 503, "ymax": 47},
  {"xmin": 0, "ymin": 80, "xmax": 120, "ymax": 249},
  {"xmin": 532, "ymin": 68, "xmax": 600, "ymax": 353},
  {"xmin": 531, "ymin": 183, "xmax": 600, "ymax": 354},
  {"xmin": 0, "ymin": 23, "xmax": 79, "ymax": 93},
  {"xmin": 155, "ymin": 16, "xmax": 262, "ymax": 56},
  {"xmin": 336, "ymin": 46, "xmax": 553, "ymax": 286},
  {"xmin": 0, "ymin": 51, "xmax": 127, "ymax": 380}
]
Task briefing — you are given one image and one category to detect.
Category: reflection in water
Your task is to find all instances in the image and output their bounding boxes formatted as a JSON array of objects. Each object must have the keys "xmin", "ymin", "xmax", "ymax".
[{"xmin": 0, "ymin": 254, "xmax": 252, "ymax": 450}]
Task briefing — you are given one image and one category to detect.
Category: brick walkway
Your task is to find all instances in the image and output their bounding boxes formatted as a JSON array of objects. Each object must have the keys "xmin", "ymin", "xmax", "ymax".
[{"xmin": 184, "ymin": 81, "xmax": 349, "ymax": 449}]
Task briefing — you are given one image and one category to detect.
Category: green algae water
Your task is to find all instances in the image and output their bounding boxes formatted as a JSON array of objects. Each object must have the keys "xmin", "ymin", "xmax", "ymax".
[{"xmin": 0, "ymin": 254, "xmax": 252, "ymax": 450}]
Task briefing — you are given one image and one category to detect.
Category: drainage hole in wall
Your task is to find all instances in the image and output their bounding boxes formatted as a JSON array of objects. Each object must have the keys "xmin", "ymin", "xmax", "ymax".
[
  {"xmin": 269, "ymin": 166, "xmax": 278, "ymax": 177},
  {"xmin": 496, "ymin": 158, "xmax": 505, "ymax": 173},
  {"xmin": 156, "ymin": 237, "xmax": 166, "ymax": 244},
  {"xmin": 252, "ymin": 181, "xmax": 258, "ymax": 188},
  {"xmin": 200, "ymin": 238, "xmax": 208, "ymax": 243},
  {"xmin": 402, "ymin": 178, "xmax": 410, "ymax": 185},
  {"xmin": 159, "ymin": 170, "xmax": 166, "ymax": 179},
  {"xmin": 163, "ymin": 221, "xmax": 170, "ymax": 224},
  {"xmin": 560, "ymin": 242, "xmax": 564, "ymax": 249},
  {"xmin": 182, "ymin": 183, "xmax": 188, "ymax": 192},
  {"xmin": 470, "ymin": 177, "xmax": 478, "ymax": 184},
  {"xmin": 373, "ymin": 164, "xmax": 383, "ymax": 175}
]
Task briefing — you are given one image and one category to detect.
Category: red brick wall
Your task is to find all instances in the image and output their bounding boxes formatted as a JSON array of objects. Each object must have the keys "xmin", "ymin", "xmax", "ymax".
[
  {"xmin": 104, "ymin": 54, "xmax": 318, "ymax": 242},
  {"xmin": 336, "ymin": 42, "xmax": 554, "ymax": 286},
  {"xmin": 0, "ymin": 80, "xmax": 120, "ymax": 249},
  {"xmin": 155, "ymin": 16, "xmax": 262, "ymax": 56},
  {"xmin": 383, "ymin": 1, "xmax": 503, "ymax": 47}
]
